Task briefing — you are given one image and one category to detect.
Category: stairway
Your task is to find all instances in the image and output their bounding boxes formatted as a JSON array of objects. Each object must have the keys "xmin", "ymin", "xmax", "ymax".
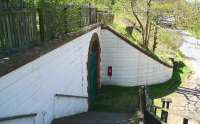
[{"xmin": 51, "ymin": 112, "xmax": 134, "ymax": 124}]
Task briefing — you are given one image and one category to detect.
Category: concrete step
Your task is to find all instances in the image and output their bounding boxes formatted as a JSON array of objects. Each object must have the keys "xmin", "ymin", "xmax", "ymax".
[{"xmin": 52, "ymin": 112, "xmax": 134, "ymax": 124}]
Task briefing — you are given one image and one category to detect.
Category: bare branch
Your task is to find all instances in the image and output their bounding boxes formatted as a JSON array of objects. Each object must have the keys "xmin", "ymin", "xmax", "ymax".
[
  {"xmin": 148, "ymin": 0, "xmax": 152, "ymax": 5},
  {"xmin": 144, "ymin": 0, "xmax": 152, "ymax": 47},
  {"xmin": 130, "ymin": 1, "xmax": 144, "ymax": 31},
  {"xmin": 147, "ymin": 22, "xmax": 152, "ymax": 42}
]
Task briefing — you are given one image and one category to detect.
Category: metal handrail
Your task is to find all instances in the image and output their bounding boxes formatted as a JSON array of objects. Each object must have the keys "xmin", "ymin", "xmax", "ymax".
[
  {"xmin": 55, "ymin": 94, "xmax": 88, "ymax": 99},
  {"xmin": 0, "ymin": 113, "xmax": 37, "ymax": 122}
]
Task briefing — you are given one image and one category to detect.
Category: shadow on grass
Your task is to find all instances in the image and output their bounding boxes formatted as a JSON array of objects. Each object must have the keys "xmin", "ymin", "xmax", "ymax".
[
  {"xmin": 148, "ymin": 61, "xmax": 189, "ymax": 99},
  {"xmin": 90, "ymin": 86, "xmax": 139, "ymax": 113}
]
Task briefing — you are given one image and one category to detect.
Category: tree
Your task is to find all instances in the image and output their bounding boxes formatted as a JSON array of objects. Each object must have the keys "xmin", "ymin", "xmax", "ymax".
[
  {"xmin": 152, "ymin": 25, "xmax": 158, "ymax": 52},
  {"xmin": 130, "ymin": 0, "xmax": 154, "ymax": 49}
]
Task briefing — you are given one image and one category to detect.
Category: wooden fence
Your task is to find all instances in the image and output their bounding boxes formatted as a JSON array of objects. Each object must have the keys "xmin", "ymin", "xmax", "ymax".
[
  {"xmin": 0, "ymin": 1, "xmax": 104, "ymax": 58},
  {"xmin": 139, "ymin": 86, "xmax": 163, "ymax": 124},
  {"xmin": 142, "ymin": 86, "xmax": 172, "ymax": 124},
  {"xmin": 0, "ymin": 0, "xmax": 30, "ymax": 8},
  {"xmin": 0, "ymin": 1, "xmax": 37, "ymax": 57}
]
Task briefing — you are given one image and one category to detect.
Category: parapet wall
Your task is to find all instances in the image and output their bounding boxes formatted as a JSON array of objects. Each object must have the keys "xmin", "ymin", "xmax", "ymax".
[{"xmin": 0, "ymin": 27, "xmax": 101, "ymax": 124}]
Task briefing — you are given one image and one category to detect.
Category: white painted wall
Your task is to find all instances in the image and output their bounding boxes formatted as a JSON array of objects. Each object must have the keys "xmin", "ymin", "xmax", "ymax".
[
  {"xmin": 100, "ymin": 29, "xmax": 173, "ymax": 86},
  {"xmin": 54, "ymin": 97, "xmax": 88, "ymax": 119},
  {"xmin": 0, "ymin": 27, "xmax": 101, "ymax": 124}
]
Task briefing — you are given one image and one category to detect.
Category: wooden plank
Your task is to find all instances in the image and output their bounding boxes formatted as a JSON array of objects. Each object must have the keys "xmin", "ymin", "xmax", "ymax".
[
  {"xmin": 11, "ymin": 13, "xmax": 16, "ymax": 48},
  {"xmin": 1, "ymin": 14, "xmax": 7, "ymax": 50},
  {"xmin": 16, "ymin": 12, "xmax": 21, "ymax": 48},
  {"xmin": 0, "ymin": 1, "xmax": 3, "ymax": 8},
  {"xmin": 19, "ymin": 11, "xmax": 24, "ymax": 48},
  {"xmin": 28, "ymin": 11, "xmax": 33, "ymax": 44},
  {"xmin": 21, "ymin": 12, "xmax": 27, "ymax": 48},
  {"xmin": 23, "ymin": 11, "xmax": 28, "ymax": 47},
  {"xmin": 16, "ymin": 12, "xmax": 20, "ymax": 48},
  {"xmin": 2, "ymin": 14, "xmax": 6, "ymax": 49},
  {"xmin": 0, "ymin": 14, "xmax": 3, "ymax": 51},
  {"xmin": 9, "ymin": 13, "xmax": 15, "ymax": 48},
  {"xmin": 5, "ymin": 14, "xmax": 12, "ymax": 49},
  {"xmin": 39, "ymin": 8, "xmax": 44, "ymax": 42},
  {"xmin": 13, "ymin": 13, "xmax": 18, "ymax": 48},
  {"xmin": 25, "ymin": 11, "xmax": 30, "ymax": 46},
  {"xmin": 32, "ymin": 10, "xmax": 37, "ymax": 42},
  {"xmin": 28, "ymin": 11, "xmax": 32, "ymax": 44},
  {"xmin": 0, "ymin": 9, "xmax": 35, "ymax": 15}
]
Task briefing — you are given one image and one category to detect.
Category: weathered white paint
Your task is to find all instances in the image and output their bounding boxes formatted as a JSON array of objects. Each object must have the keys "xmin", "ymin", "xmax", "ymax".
[
  {"xmin": 100, "ymin": 29, "xmax": 173, "ymax": 86},
  {"xmin": 0, "ymin": 27, "xmax": 101, "ymax": 124}
]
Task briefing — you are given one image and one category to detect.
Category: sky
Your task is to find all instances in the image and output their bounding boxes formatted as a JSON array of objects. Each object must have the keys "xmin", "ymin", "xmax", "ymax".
[{"xmin": 186, "ymin": 0, "xmax": 200, "ymax": 3}]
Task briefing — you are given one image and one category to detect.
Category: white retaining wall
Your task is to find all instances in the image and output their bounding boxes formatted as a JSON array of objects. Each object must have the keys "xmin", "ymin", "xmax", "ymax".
[
  {"xmin": 0, "ymin": 27, "xmax": 173, "ymax": 124},
  {"xmin": 0, "ymin": 27, "xmax": 101, "ymax": 124},
  {"xmin": 100, "ymin": 29, "xmax": 173, "ymax": 86}
]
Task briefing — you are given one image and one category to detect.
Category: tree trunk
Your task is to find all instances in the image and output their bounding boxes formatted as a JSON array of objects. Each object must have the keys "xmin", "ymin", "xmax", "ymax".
[{"xmin": 153, "ymin": 26, "xmax": 158, "ymax": 52}]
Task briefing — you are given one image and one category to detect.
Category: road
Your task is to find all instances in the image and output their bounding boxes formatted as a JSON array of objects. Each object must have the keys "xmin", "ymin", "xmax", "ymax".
[
  {"xmin": 168, "ymin": 31, "xmax": 200, "ymax": 124},
  {"xmin": 180, "ymin": 31, "xmax": 200, "ymax": 75}
]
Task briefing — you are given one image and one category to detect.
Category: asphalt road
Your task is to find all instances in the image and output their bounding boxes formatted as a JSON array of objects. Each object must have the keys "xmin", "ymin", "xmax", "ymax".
[{"xmin": 180, "ymin": 31, "xmax": 200, "ymax": 71}]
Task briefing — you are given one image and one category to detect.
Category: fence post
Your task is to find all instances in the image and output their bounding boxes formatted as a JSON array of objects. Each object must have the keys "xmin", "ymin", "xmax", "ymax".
[
  {"xmin": 32, "ymin": 9, "xmax": 37, "ymax": 44},
  {"xmin": 79, "ymin": 6, "xmax": 82, "ymax": 28},
  {"xmin": 89, "ymin": 5, "xmax": 92, "ymax": 25},
  {"xmin": 95, "ymin": 8, "xmax": 97, "ymax": 23},
  {"xmin": 38, "ymin": 8, "xmax": 45, "ymax": 42},
  {"xmin": 139, "ymin": 86, "xmax": 146, "ymax": 124},
  {"xmin": 65, "ymin": 4, "xmax": 70, "ymax": 33}
]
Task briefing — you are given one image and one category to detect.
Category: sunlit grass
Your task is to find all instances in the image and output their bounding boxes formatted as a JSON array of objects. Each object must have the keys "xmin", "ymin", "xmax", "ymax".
[{"xmin": 188, "ymin": 25, "xmax": 200, "ymax": 40}]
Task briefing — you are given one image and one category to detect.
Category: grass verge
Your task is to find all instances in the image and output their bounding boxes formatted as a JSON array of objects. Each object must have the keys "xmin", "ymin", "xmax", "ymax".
[
  {"xmin": 90, "ymin": 86, "xmax": 139, "ymax": 113},
  {"xmin": 188, "ymin": 25, "xmax": 200, "ymax": 40}
]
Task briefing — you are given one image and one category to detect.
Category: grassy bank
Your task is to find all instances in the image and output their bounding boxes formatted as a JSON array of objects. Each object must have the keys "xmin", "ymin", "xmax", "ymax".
[
  {"xmin": 148, "ymin": 61, "xmax": 192, "ymax": 99},
  {"xmin": 109, "ymin": 14, "xmax": 184, "ymax": 65},
  {"xmin": 188, "ymin": 25, "xmax": 200, "ymax": 40}
]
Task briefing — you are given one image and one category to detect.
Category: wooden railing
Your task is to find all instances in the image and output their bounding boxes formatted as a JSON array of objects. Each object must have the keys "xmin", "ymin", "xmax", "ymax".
[{"xmin": 139, "ymin": 86, "xmax": 163, "ymax": 124}]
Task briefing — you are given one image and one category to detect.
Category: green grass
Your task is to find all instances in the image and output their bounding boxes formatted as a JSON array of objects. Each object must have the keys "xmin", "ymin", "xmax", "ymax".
[
  {"xmin": 188, "ymin": 25, "xmax": 200, "ymax": 40},
  {"xmin": 90, "ymin": 86, "xmax": 140, "ymax": 113},
  {"xmin": 148, "ymin": 61, "xmax": 192, "ymax": 99}
]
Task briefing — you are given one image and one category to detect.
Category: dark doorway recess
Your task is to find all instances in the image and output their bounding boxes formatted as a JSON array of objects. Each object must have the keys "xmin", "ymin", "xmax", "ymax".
[{"xmin": 87, "ymin": 33, "xmax": 100, "ymax": 104}]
